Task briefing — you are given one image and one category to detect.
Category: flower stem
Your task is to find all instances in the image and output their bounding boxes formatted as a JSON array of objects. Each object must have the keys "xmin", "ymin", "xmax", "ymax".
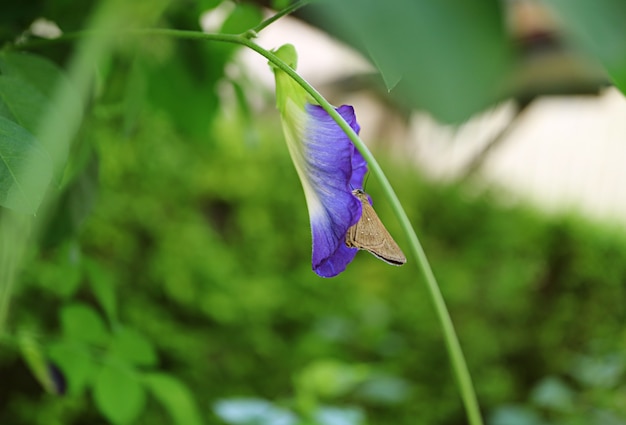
[
  {"xmin": 240, "ymin": 40, "xmax": 485, "ymax": 425},
  {"xmin": 248, "ymin": 0, "xmax": 311, "ymax": 36}
]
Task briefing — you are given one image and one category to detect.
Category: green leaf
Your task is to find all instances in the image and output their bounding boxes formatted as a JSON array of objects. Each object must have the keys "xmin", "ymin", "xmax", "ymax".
[
  {"xmin": 312, "ymin": 0, "xmax": 514, "ymax": 122},
  {"xmin": 547, "ymin": 0, "xmax": 626, "ymax": 90},
  {"xmin": 0, "ymin": 115, "xmax": 53, "ymax": 213},
  {"xmin": 84, "ymin": 259, "xmax": 118, "ymax": 324},
  {"xmin": 94, "ymin": 362, "xmax": 146, "ymax": 425},
  {"xmin": 60, "ymin": 303, "xmax": 109, "ymax": 345},
  {"xmin": 144, "ymin": 373, "xmax": 204, "ymax": 425},
  {"xmin": 0, "ymin": 76, "xmax": 49, "ymax": 133},
  {"xmin": 17, "ymin": 328, "xmax": 57, "ymax": 393},
  {"xmin": 48, "ymin": 340, "xmax": 96, "ymax": 396},
  {"xmin": 109, "ymin": 327, "xmax": 157, "ymax": 367},
  {"xmin": 213, "ymin": 398, "xmax": 297, "ymax": 425},
  {"xmin": 0, "ymin": 52, "xmax": 83, "ymax": 138},
  {"xmin": 220, "ymin": 3, "xmax": 263, "ymax": 34}
]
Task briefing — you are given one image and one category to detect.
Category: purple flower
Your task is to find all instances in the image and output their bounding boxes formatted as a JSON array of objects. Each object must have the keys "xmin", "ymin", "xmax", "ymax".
[{"xmin": 271, "ymin": 45, "xmax": 367, "ymax": 277}]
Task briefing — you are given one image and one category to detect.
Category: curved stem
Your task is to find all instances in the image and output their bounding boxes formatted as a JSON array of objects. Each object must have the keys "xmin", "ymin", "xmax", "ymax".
[{"xmin": 249, "ymin": 0, "xmax": 311, "ymax": 36}]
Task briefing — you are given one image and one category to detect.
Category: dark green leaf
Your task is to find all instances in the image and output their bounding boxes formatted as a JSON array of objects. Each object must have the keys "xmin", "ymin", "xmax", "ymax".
[
  {"xmin": 0, "ymin": 76, "xmax": 48, "ymax": 133},
  {"xmin": 312, "ymin": 0, "xmax": 515, "ymax": 122},
  {"xmin": 94, "ymin": 362, "xmax": 146, "ymax": 425},
  {"xmin": 0, "ymin": 115, "xmax": 52, "ymax": 213},
  {"xmin": 144, "ymin": 373, "xmax": 204, "ymax": 425},
  {"xmin": 547, "ymin": 0, "xmax": 626, "ymax": 90}
]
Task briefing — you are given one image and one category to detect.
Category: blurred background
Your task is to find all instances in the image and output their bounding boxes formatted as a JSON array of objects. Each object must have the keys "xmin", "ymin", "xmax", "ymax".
[{"xmin": 1, "ymin": 0, "xmax": 625, "ymax": 424}]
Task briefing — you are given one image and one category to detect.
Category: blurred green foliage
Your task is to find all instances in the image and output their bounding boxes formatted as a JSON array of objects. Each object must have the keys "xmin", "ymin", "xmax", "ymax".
[
  {"xmin": 1, "ymin": 1, "xmax": 626, "ymax": 425},
  {"xmin": 3, "ymin": 100, "xmax": 626, "ymax": 424}
]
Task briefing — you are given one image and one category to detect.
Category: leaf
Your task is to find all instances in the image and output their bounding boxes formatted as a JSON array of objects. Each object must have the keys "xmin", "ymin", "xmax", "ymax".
[
  {"xmin": 109, "ymin": 327, "xmax": 157, "ymax": 367},
  {"xmin": 547, "ymin": 0, "xmax": 626, "ymax": 90},
  {"xmin": 220, "ymin": 3, "xmax": 263, "ymax": 34},
  {"xmin": 314, "ymin": 406, "xmax": 365, "ymax": 425},
  {"xmin": 17, "ymin": 328, "xmax": 57, "ymax": 394},
  {"xmin": 48, "ymin": 340, "xmax": 96, "ymax": 396},
  {"xmin": 94, "ymin": 362, "xmax": 146, "ymax": 425},
  {"xmin": 0, "ymin": 76, "xmax": 49, "ymax": 133},
  {"xmin": 60, "ymin": 303, "xmax": 109, "ymax": 345},
  {"xmin": 213, "ymin": 398, "xmax": 297, "ymax": 425},
  {"xmin": 0, "ymin": 51, "xmax": 83, "ymax": 140},
  {"xmin": 144, "ymin": 373, "xmax": 204, "ymax": 425},
  {"xmin": 311, "ymin": 0, "xmax": 515, "ymax": 123},
  {"xmin": 84, "ymin": 259, "xmax": 118, "ymax": 324},
  {"xmin": 0, "ymin": 116, "xmax": 53, "ymax": 213}
]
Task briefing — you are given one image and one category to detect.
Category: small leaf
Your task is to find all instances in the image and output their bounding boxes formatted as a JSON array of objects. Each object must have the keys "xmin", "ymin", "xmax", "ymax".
[
  {"xmin": 144, "ymin": 373, "xmax": 204, "ymax": 425},
  {"xmin": 530, "ymin": 376, "xmax": 574, "ymax": 411},
  {"xmin": 213, "ymin": 398, "xmax": 297, "ymax": 425},
  {"xmin": 60, "ymin": 303, "xmax": 109, "ymax": 345},
  {"xmin": 84, "ymin": 259, "xmax": 118, "ymax": 324},
  {"xmin": 48, "ymin": 341, "xmax": 95, "ymax": 396},
  {"xmin": 94, "ymin": 362, "xmax": 146, "ymax": 425},
  {"xmin": 17, "ymin": 328, "xmax": 57, "ymax": 393},
  {"xmin": 109, "ymin": 327, "xmax": 157, "ymax": 367},
  {"xmin": 314, "ymin": 406, "xmax": 365, "ymax": 425},
  {"xmin": 0, "ymin": 115, "xmax": 53, "ymax": 213}
]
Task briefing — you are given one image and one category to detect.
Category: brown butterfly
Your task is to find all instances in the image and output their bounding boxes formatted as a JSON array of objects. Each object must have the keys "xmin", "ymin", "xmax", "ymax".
[{"xmin": 345, "ymin": 189, "xmax": 406, "ymax": 265}]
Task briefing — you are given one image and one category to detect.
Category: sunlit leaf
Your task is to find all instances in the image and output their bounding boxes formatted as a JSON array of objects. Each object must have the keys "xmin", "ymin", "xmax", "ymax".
[
  {"xmin": 60, "ymin": 303, "xmax": 109, "ymax": 345},
  {"xmin": 109, "ymin": 327, "xmax": 157, "ymax": 367},
  {"xmin": 0, "ymin": 116, "xmax": 52, "ymax": 213},
  {"xmin": 48, "ymin": 341, "xmax": 95, "ymax": 396},
  {"xmin": 144, "ymin": 373, "xmax": 204, "ymax": 425},
  {"xmin": 94, "ymin": 362, "xmax": 146, "ymax": 425}
]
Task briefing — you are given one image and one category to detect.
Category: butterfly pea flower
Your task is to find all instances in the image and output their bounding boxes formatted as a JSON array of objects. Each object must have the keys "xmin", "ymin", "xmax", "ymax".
[{"xmin": 271, "ymin": 44, "xmax": 367, "ymax": 277}]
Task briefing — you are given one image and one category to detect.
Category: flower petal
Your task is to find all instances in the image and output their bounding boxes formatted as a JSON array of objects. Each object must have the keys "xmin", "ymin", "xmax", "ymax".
[
  {"xmin": 302, "ymin": 104, "xmax": 366, "ymax": 277},
  {"xmin": 271, "ymin": 46, "xmax": 368, "ymax": 277}
]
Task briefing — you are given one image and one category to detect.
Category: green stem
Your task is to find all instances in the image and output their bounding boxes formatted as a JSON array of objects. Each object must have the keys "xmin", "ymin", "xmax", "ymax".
[
  {"xmin": 248, "ymin": 0, "xmax": 311, "ymax": 36},
  {"xmin": 18, "ymin": 26, "xmax": 483, "ymax": 425}
]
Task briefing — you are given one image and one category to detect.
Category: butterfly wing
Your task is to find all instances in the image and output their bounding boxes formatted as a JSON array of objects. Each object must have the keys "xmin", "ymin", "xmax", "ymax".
[{"xmin": 346, "ymin": 190, "xmax": 406, "ymax": 265}]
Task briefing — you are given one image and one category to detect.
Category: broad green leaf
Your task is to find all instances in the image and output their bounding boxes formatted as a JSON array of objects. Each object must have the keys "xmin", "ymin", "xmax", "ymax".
[
  {"xmin": 547, "ymin": 0, "xmax": 626, "ymax": 91},
  {"xmin": 144, "ymin": 373, "xmax": 204, "ymax": 425},
  {"xmin": 0, "ymin": 76, "xmax": 48, "ymax": 133},
  {"xmin": 60, "ymin": 303, "xmax": 109, "ymax": 345},
  {"xmin": 109, "ymin": 327, "xmax": 157, "ymax": 367},
  {"xmin": 0, "ymin": 115, "xmax": 52, "ymax": 213},
  {"xmin": 0, "ymin": 52, "xmax": 69, "ymax": 99},
  {"xmin": 312, "ymin": 0, "xmax": 515, "ymax": 123},
  {"xmin": 295, "ymin": 360, "xmax": 371, "ymax": 398},
  {"xmin": 0, "ymin": 52, "xmax": 83, "ymax": 139},
  {"xmin": 48, "ymin": 340, "xmax": 96, "ymax": 396},
  {"xmin": 94, "ymin": 362, "xmax": 146, "ymax": 425}
]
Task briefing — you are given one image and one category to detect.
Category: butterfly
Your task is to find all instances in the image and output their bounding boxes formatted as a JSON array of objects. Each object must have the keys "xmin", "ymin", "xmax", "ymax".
[{"xmin": 345, "ymin": 189, "xmax": 406, "ymax": 265}]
